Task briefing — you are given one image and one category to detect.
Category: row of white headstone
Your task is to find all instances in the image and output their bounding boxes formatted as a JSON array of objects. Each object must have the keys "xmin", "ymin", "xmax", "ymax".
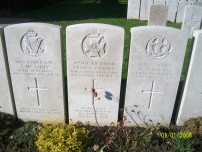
[
  {"xmin": 127, "ymin": 0, "xmax": 202, "ymax": 23},
  {"xmin": 0, "ymin": 23, "xmax": 201, "ymax": 127},
  {"xmin": 147, "ymin": 4, "xmax": 202, "ymax": 38}
]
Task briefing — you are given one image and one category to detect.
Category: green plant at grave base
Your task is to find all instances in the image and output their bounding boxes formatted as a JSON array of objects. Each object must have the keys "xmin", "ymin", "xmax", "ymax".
[
  {"xmin": 196, "ymin": 116, "xmax": 202, "ymax": 135},
  {"xmin": 172, "ymin": 137, "xmax": 194, "ymax": 152},
  {"xmin": 172, "ymin": 117, "xmax": 202, "ymax": 152},
  {"xmin": 12, "ymin": 121, "xmax": 39, "ymax": 143},
  {"xmin": 0, "ymin": 112, "xmax": 16, "ymax": 142},
  {"xmin": 0, "ymin": 112, "xmax": 14, "ymax": 137},
  {"xmin": 184, "ymin": 118, "xmax": 198, "ymax": 134},
  {"xmin": 184, "ymin": 117, "xmax": 202, "ymax": 134},
  {"xmin": 136, "ymin": 126, "xmax": 162, "ymax": 147},
  {"xmin": 35, "ymin": 121, "xmax": 92, "ymax": 152}
]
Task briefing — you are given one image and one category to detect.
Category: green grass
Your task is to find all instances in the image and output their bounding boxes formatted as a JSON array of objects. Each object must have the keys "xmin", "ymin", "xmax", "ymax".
[{"xmin": 15, "ymin": 0, "xmax": 191, "ymax": 80}]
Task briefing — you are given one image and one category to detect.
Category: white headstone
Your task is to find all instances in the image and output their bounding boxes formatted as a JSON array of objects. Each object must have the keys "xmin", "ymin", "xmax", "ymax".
[
  {"xmin": 127, "ymin": 0, "xmax": 141, "ymax": 19},
  {"xmin": 66, "ymin": 23, "xmax": 124, "ymax": 126},
  {"xmin": 176, "ymin": 1, "xmax": 191, "ymax": 23},
  {"xmin": 188, "ymin": 0, "xmax": 196, "ymax": 2},
  {"xmin": 0, "ymin": 26, "xmax": 16, "ymax": 116},
  {"xmin": 192, "ymin": 2, "xmax": 202, "ymax": 7},
  {"xmin": 124, "ymin": 26, "xmax": 188, "ymax": 127},
  {"xmin": 140, "ymin": 0, "xmax": 154, "ymax": 20},
  {"xmin": 177, "ymin": 30, "xmax": 202, "ymax": 126},
  {"xmin": 153, "ymin": 0, "xmax": 165, "ymax": 4},
  {"xmin": 181, "ymin": 5, "xmax": 202, "ymax": 38},
  {"xmin": 148, "ymin": 4, "xmax": 168, "ymax": 26},
  {"xmin": 4, "ymin": 23, "xmax": 65, "ymax": 123},
  {"xmin": 166, "ymin": 0, "xmax": 179, "ymax": 22}
]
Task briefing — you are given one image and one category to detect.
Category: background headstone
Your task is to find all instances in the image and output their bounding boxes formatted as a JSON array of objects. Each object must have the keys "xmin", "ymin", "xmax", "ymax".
[
  {"xmin": 166, "ymin": 0, "xmax": 179, "ymax": 22},
  {"xmin": 177, "ymin": 30, "xmax": 202, "ymax": 126},
  {"xmin": 192, "ymin": 2, "xmax": 202, "ymax": 7},
  {"xmin": 140, "ymin": 0, "xmax": 154, "ymax": 20},
  {"xmin": 127, "ymin": 0, "xmax": 141, "ymax": 19},
  {"xmin": 153, "ymin": 0, "xmax": 165, "ymax": 4},
  {"xmin": 148, "ymin": 4, "xmax": 168, "ymax": 26},
  {"xmin": 4, "ymin": 23, "xmax": 65, "ymax": 123},
  {"xmin": 188, "ymin": 0, "xmax": 196, "ymax": 2},
  {"xmin": 176, "ymin": 1, "xmax": 191, "ymax": 23},
  {"xmin": 66, "ymin": 23, "xmax": 124, "ymax": 126},
  {"xmin": 181, "ymin": 5, "xmax": 202, "ymax": 38},
  {"xmin": 0, "ymin": 26, "xmax": 16, "ymax": 117},
  {"xmin": 124, "ymin": 26, "xmax": 188, "ymax": 127}
]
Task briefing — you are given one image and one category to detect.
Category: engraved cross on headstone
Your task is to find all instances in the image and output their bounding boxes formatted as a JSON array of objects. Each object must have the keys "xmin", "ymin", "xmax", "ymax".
[
  {"xmin": 142, "ymin": 81, "xmax": 162, "ymax": 109},
  {"xmin": 185, "ymin": 14, "xmax": 200, "ymax": 33},
  {"xmin": 28, "ymin": 78, "xmax": 47, "ymax": 106},
  {"xmin": 85, "ymin": 79, "xmax": 103, "ymax": 105}
]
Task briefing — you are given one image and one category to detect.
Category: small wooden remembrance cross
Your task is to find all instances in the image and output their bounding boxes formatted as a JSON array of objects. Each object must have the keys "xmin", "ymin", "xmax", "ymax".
[{"xmin": 28, "ymin": 78, "xmax": 47, "ymax": 106}]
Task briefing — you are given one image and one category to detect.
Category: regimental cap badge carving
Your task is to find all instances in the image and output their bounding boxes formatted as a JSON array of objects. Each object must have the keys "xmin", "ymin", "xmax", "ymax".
[
  {"xmin": 146, "ymin": 36, "xmax": 171, "ymax": 59},
  {"xmin": 82, "ymin": 33, "xmax": 108, "ymax": 59},
  {"xmin": 26, "ymin": 28, "xmax": 37, "ymax": 37},
  {"xmin": 21, "ymin": 28, "xmax": 45, "ymax": 57}
]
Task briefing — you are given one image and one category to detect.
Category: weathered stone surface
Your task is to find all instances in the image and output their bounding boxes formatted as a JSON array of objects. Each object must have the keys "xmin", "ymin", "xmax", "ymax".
[
  {"xmin": 127, "ymin": 0, "xmax": 141, "ymax": 19},
  {"xmin": 4, "ymin": 23, "xmax": 65, "ymax": 123},
  {"xmin": 124, "ymin": 26, "xmax": 188, "ymax": 127},
  {"xmin": 176, "ymin": 1, "xmax": 191, "ymax": 23},
  {"xmin": 66, "ymin": 23, "xmax": 124, "ymax": 126},
  {"xmin": 0, "ymin": 26, "xmax": 16, "ymax": 116},
  {"xmin": 192, "ymin": 2, "xmax": 202, "ymax": 7},
  {"xmin": 181, "ymin": 5, "xmax": 202, "ymax": 38},
  {"xmin": 188, "ymin": 0, "xmax": 196, "ymax": 2},
  {"xmin": 177, "ymin": 30, "xmax": 202, "ymax": 126},
  {"xmin": 148, "ymin": 4, "xmax": 168, "ymax": 26},
  {"xmin": 140, "ymin": 0, "xmax": 154, "ymax": 20},
  {"xmin": 153, "ymin": 0, "xmax": 165, "ymax": 5},
  {"xmin": 166, "ymin": 0, "xmax": 179, "ymax": 22}
]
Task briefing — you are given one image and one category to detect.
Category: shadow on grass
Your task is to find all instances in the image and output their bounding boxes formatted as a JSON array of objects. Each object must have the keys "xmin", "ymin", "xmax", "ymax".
[{"xmin": 15, "ymin": 2, "xmax": 127, "ymax": 22}]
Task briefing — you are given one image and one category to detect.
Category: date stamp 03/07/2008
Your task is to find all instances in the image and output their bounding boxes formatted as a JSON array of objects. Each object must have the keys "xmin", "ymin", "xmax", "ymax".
[{"xmin": 160, "ymin": 132, "xmax": 192, "ymax": 139}]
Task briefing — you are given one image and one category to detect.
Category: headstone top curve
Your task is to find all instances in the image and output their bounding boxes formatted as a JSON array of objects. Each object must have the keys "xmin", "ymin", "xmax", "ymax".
[
  {"xmin": 4, "ymin": 22, "xmax": 61, "ymax": 29},
  {"xmin": 66, "ymin": 23, "xmax": 124, "ymax": 31}
]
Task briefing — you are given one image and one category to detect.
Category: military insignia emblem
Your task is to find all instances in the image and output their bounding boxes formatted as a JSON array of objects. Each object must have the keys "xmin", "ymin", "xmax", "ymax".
[
  {"xmin": 146, "ymin": 36, "xmax": 171, "ymax": 59},
  {"xmin": 21, "ymin": 28, "xmax": 45, "ymax": 57},
  {"xmin": 82, "ymin": 33, "xmax": 108, "ymax": 59}
]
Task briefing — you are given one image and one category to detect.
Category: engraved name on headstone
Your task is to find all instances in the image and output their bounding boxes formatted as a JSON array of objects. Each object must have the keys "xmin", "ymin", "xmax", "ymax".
[
  {"xmin": 124, "ymin": 26, "xmax": 188, "ymax": 127},
  {"xmin": 177, "ymin": 30, "xmax": 202, "ymax": 126},
  {"xmin": 4, "ymin": 23, "xmax": 65, "ymax": 123},
  {"xmin": 0, "ymin": 26, "xmax": 16, "ymax": 117},
  {"xmin": 66, "ymin": 23, "xmax": 124, "ymax": 126}
]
